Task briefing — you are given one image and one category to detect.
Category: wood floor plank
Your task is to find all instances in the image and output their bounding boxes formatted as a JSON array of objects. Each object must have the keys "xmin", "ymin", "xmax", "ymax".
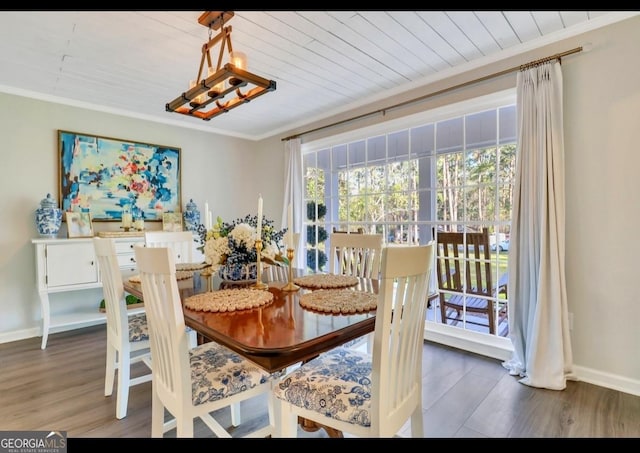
[{"xmin": 0, "ymin": 324, "xmax": 638, "ymax": 438}]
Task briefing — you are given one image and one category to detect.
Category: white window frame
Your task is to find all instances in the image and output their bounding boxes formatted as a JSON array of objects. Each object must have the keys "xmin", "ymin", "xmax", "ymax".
[{"xmin": 302, "ymin": 89, "xmax": 517, "ymax": 360}]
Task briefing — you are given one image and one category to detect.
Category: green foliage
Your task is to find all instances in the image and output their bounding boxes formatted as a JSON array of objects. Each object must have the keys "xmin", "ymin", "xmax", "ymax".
[
  {"xmin": 306, "ymin": 225, "xmax": 328, "ymax": 246},
  {"xmin": 125, "ymin": 294, "xmax": 141, "ymax": 305},
  {"xmin": 306, "ymin": 201, "xmax": 326, "ymax": 220},
  {"xmin": 99, "ymin": 295, "xmax": 141, "ymax": 309},
  {"xmin": 306, "ymin": 249, "xmax": 327, "ymax": 271}
]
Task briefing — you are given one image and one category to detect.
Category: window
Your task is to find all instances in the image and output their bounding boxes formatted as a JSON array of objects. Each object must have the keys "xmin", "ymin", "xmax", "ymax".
[{"xmin": 303, "ymin": 93, "xmax": 516, "ymax": 338}]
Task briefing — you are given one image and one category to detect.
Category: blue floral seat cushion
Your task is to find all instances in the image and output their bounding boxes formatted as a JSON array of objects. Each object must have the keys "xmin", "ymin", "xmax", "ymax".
[
  {"xmin": 127, "ymin": 313, "xmax": 149, "ymax": 342},
  {"xmin": 190, "ymin": 341, "xmax": 281, "ymax": 405},
  {"xmin": 273, "ymin": 347, "xmax": 372, "ymax": 427},
  {"xmin": 127, "ymin": 313, "xmax": 195, "ymax": 344}
]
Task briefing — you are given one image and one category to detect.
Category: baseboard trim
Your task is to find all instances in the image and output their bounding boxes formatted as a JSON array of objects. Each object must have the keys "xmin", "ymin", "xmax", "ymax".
[
  {"xmin": 0, "ymin": 327, "xmax": 41, "ymax": 345},
  {"xmin": 0, "ymin": 320, "xmax": 106, "ymax": 347},
  {"xmin": 573, "ymin": 365, "xmax": 640, "ymax": 397},
  {"xmin": 424, "ymin": 324, "xmax": 640, "ymax": 397}
]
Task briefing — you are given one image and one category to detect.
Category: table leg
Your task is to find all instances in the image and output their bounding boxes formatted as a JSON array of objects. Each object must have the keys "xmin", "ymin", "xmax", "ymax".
[{"xmin": 298, "ymin": 416, "xmax": 344, "ymax": 438}]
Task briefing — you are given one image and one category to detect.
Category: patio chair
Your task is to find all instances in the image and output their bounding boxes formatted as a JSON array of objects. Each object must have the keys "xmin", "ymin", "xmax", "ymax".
[{"xmin": 434, "ymin": 228, "xmax": 498, "ymax": 334}]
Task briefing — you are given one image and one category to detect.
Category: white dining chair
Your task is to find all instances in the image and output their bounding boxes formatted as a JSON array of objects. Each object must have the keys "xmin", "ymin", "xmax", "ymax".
[
  {"xmin": 273, "ymin": 242, "xmax": 435, "ymax": 438},
  {"xmin": 328, "ymin": 232, "xmax": 384, "ymax": 352},
  {"xmin": 143, "ymin": 231, "xmax": 198, "ymax": 348},
  {"xmin": 328, "ymin": 232, "xmax": 384, "ymax": 279},
  {"xmin": 134, "ymin": 245, "xmax": 279, "ymax": 438},
  {"xmin": 93, "ymin": 237, "xmax": 152, "ymax": 420},
  {"xmin": 144, "ymin": 230, "xmax": 195, "ymax": 264},
  {"xmin": 264, "ymin": 232, "xmax": 299, "ymax": 284}
]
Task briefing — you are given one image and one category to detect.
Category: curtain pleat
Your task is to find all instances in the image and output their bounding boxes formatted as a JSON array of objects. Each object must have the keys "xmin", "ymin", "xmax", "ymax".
[
  {"xmin": 282, "ymin": 138, "xmax": 304, "ymax": 269},
  {"xmin": 502, "ymin": 61, "xmax": 576, "ymax": 390}
]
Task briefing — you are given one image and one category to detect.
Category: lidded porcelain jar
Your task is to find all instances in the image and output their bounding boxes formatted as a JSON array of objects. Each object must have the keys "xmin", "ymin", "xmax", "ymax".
[
  {"xmin": 183, "ymin": 198, "xmax": 201, "ymax": 232},
  {"xmin": 35, "ymin": 193, "xmax": 63, "ymax": 238}
]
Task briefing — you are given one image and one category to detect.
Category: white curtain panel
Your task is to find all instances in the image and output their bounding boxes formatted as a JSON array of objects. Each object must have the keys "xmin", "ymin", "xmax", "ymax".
[
  {"xmin": 502, "ymin": 61, "xmax": 576, "ymax": 390},
  {"xmin": 282, "ymin": 138, "xmax": 305, "ymax": 269}
]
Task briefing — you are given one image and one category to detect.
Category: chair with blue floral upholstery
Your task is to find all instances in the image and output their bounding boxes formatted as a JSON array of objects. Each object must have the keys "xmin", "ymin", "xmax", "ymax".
[
  {"xmin": 93, "ymin": 237, "xmax": 152, "ymax": 420},
  {"xmin": 134, "ymin": 245, "xmax": 279, "ymax": 438},
  {"xmin": 273, "ymin": 242, "xmax": 435, "ymax": 438}
]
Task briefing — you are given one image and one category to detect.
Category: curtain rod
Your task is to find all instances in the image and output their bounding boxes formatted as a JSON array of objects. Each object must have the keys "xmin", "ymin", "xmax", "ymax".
[{"xmin": 281, "ymin": 45, "xmax": 583, "ymax": 142}]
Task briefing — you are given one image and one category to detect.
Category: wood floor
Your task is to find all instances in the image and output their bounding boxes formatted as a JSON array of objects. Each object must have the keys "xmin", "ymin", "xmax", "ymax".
[{"xmin": 1, "ymin": 324, "xmax": 638, "ymax": 439}]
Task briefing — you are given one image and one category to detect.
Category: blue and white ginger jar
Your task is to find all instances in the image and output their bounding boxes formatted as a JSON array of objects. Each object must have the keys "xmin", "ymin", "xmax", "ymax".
[
  {"xmin": 183, "ymin": 198, "xmax": 201, "ymax": 232},
  {"xmin": 36, "ymin": 193, "xmax": 63, "ymax": 238}
]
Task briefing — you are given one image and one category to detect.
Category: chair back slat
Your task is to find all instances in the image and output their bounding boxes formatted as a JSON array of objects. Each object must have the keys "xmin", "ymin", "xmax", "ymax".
[
  {"xmin": 134, "ymin": 246, "xmax": 192, "ymax": 408},
  {"xmin": 434, "ymin": 228, "xmax": 496, "ymax": 334},
  {"xmin": 92, "ymin": 238, "xmax": 128, "ymax": 342},
  {"xmin": 328, "ymin": 233, "xmax": 383, "ymax": 279},
  {"xmin": 372, "ymin": 242, "xmax": 435, "ymax": 435},
  {"xmin": 144, "ymin": 231, "xmax": 195, "ymax": 264}
]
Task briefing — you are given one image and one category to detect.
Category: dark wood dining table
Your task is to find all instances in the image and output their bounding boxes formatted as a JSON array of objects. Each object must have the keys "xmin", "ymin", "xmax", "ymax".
[
  {"xmin": 124, "ymin": 271, "xmax": 377, "ymax": 438},
  {"xmin": 123, "ymin": 272, "xmax": 378, "ymax": 374}
]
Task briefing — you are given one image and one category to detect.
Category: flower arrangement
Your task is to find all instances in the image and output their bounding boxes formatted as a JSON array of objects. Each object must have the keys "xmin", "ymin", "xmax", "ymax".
[{"xmin": 197, "ymin": 214, "xmax": 288, "ymax": 274}]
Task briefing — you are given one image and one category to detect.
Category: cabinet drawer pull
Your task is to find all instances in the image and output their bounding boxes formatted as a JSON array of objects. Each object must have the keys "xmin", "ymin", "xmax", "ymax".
[{"xmin": 130, "ymin": 257, "xmax": 136, "ymax": 263}]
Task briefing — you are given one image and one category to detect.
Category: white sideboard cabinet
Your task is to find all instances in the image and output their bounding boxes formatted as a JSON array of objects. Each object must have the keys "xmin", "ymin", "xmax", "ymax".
[{"xmin": 32, "ymin": 236, "xmax": 144, "ymax": 349}]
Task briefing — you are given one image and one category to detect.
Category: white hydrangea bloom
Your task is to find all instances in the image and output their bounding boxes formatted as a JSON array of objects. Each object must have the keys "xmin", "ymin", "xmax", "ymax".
[
  {"xmin": 203, "ymin": 236, "xmax": 231, "ymax": 270},
  {"xmin": 229, "ymin": 223, "xmax": 256, "ymax": 249},
  {"xmin": 261, "ymin": 240, "xmax": 280, "ymax": 261}
]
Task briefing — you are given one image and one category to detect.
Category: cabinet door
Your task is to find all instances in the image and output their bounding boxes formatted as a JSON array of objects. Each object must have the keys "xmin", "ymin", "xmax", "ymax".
[{"xmin": 46, "ymin": 242, "xmax": 98, "ymax": 287}]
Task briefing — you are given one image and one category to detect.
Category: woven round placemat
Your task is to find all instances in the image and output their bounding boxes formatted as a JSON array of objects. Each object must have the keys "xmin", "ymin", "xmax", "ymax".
[
  {"xmin": 176, "ymin": 262, "xmax": 211, "ymax": 271},
  {"xmin": 293, "ymin": 274, "xmax": 359, "ymax": 289},
  {"xmin": 129, "ymin": 270, "xmax": 194, "ymax": 283},
  {"xmin": 184, "ymin": 288, "xmax": 274, "ymax": 312},
  {"xmin": 299, "ymin": 289, "xmax": 377, "ymax": 314}
]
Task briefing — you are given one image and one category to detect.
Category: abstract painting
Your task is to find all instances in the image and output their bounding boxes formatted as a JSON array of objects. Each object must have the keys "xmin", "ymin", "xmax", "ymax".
[{"xmin": 58, "ymin": 130, "xmax": 181, "ymax": 221}]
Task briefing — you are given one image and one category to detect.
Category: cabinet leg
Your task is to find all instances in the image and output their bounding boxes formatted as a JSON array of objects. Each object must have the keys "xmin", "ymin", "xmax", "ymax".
[{"xmin": 39, "ymin": 290, "xmax": 50, "ymax": 350}]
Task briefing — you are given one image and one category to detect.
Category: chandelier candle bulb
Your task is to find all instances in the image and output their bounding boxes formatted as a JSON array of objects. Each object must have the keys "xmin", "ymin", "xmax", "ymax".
[{"xmin": 230, "ymin": 51, "xmax": 247, "ymax": 70}]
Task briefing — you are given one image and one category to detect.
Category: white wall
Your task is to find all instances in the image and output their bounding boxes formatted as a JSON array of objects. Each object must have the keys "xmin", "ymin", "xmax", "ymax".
[
  {"xmin": 0, "ymin": 16, "xmax": 638, "ymax": 396},
  {"xmin": 561, "ymin": 17, "xmax": 640, "ymax": 395},
  {"xmin": 0, "ymin": 97, "xmax": 286, "ymax": 342}
]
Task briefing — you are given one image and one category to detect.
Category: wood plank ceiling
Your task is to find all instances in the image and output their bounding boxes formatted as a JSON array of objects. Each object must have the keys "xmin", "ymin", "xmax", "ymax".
[{"xmin": 0, "ymin": 11, "xmax": 635, "ymax": 140}]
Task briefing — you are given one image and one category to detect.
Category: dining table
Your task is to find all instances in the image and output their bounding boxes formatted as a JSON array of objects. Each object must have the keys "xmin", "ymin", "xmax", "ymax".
[{"xmin": 123, "ymin": 268, "xmax": 378, "ymax": 438}]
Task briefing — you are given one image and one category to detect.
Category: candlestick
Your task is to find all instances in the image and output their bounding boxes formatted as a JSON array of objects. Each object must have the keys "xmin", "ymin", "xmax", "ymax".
[
  {"xmin": 256, "ymin": 194, "xmax": 263, "ymax": 236},
  {"xmin": 204, "ymin": 201, "xmax": 210, "ymax": 229},
  {"xmin": 200, "ymin": 266, "xmax": 214, "ymax": 292},
  {"xmin": 252, "ymin": 238, "xmax": 268, "ymax": 290},
  {"xmin": 282, "ymin": 248, "xmax": 300, "ymax": 292},
  {"xmin": 287, "ymin": 203, "xmax": 294, "ymax": 249},
  {"xmin": 134, "ymin": 218, "xmax": 144, "ymax": 231},
  {"xmin": 122, "ymin": 212, "xmax": 132, "ymax": 229}
]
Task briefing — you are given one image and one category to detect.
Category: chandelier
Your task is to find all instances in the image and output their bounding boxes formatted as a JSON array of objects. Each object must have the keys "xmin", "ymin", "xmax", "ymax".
[{"xmin": 165, "ymin": 11, "xmax": 276, "ymax": 121}]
